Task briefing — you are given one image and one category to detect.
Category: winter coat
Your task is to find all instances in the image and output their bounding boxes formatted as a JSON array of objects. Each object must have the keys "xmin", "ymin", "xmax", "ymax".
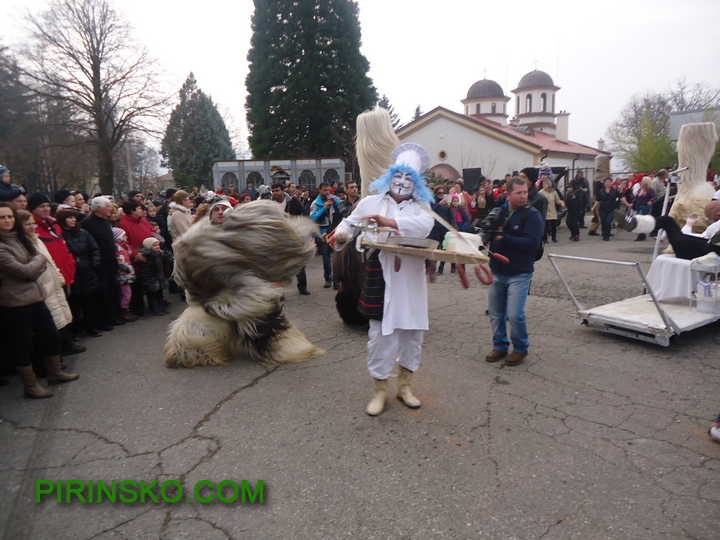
[
  {"xmin": 428, "ymin": 199, "xmax": 454, "ymax": 243},
  {"xmin": 168, "ymin": 203, "xmax": 193, "ymax": 241},
  {"xmin": 564, "ymin": 190, "xmax": 585, "ymax": 215},
  {"xmin": 0, "ymin": 231, "xmax": 47, "ymax": 307},
  {"xmin": 34, "ymin": 236, "xmax": 72, "ymax": 329},
  {"xmin": 118, "ymin": 213, "xmax": 155, "ymax": 258},
  {"xmin": 80, "ymin": 213, "xmax": 116, "ymax": 262},
  {"xmin": 539, "ymin": 188, "xmax": 563, "ymax": 221},
  {"xmin": 449, "ymin": 205, "xmax": 471, "ymax": 232},
  {"xmin": 115, "ymin": 241, "xmax": 136, "ymax": 285},
  {"xmin": 136, "ymin": 248, "xmax": 172, "ymax": 292},
  {"xmin": 33, "ymin": 214, "xmax": 76, "ymax": 286},
  {"xmin": 62, "ymin": 228, "xmax": 100, "ymax": 296}
]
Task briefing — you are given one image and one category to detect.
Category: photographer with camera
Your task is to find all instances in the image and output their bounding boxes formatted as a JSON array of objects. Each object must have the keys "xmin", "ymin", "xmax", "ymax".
[
  {"xmin": 310, "ymin": 182, "xmax": 343, "ymax": 288},
  {"xmin": 484, "ymin": 177, "xmax": 543, "ymax": 367}
]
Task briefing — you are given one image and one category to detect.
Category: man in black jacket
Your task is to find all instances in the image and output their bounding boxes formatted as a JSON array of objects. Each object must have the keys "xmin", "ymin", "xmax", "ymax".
[
  {"xmin": 81, "ymin": 196, "xmax": 136, "ymax": 325},
  {"xmin": 271, "ymin": 183, "xmax": 310, "ymax": 295}
]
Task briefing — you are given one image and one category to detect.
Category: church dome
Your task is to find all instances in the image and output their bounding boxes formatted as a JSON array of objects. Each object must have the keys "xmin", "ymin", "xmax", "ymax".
[
  {"xmin": 516, "ymin": 70, "xmax": 555, "ymax": 89},
  {"xmin": 466, "ymin": 79, "xmax": 505, "ymax": 99}
]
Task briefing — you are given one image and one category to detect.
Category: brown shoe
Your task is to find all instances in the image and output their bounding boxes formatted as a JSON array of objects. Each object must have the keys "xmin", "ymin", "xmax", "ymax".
[
  {"xmin": 485, "ymin": 349, "xmax": 508, "ymax": 363},
  {"xmin": 118, "ymin": 309, "xmax": 138, "ymax": 322},
  {"xmin": 505, "ymin": 351, "xmax": 528, "ymax": 366}
]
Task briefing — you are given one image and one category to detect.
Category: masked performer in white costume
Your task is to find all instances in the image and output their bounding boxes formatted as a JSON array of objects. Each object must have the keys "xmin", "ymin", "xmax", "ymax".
[{"xmin": 331, "ymin": 143, "xmax": 434, "ymax": 416}]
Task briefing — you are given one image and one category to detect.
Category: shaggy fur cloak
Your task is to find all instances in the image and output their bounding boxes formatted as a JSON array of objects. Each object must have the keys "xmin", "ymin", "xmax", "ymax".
[{"xmin": 165, "ymin": 200, "xmax": 324, "ymax": 367}]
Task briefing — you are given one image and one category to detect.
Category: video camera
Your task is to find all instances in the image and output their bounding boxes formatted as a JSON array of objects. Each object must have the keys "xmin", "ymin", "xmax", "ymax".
[{"xmin": 467, "ymin": 206, "xmax": 504, "ymax": 246}]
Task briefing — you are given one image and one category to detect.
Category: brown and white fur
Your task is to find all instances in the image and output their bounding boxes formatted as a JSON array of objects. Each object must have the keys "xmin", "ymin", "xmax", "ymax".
[{"xmin": 164, "ymin": 200, "xmax": 324, "ymax": 367}]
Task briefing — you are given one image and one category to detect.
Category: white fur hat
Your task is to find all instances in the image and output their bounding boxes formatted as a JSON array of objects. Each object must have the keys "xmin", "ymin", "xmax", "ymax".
[
  {"xmin": 391, "ymin": 143, "xmax": 430, "ymax": 174},
  {"xmin": 142, "ymin": 237, "xmax": 160, "ymax": 249}
]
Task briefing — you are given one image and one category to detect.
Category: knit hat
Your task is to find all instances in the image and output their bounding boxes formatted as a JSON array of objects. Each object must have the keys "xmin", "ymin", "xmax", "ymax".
[
  {"xmin": 142, "ymin": 237, "xmax": 160, "ymax": 249},
  {"xmin": 538, "ymin": 161, "xmax": 553, "ymax": 179},
  {"xmin": 27, "ymin": 192, "xmax": 51, "ymax": 211},
  {"xmin": 0, "ymin": 165, "xmax": 9, "ymax": 178},
  {"xmin": 127, "ymin": 190, "xmax": 141, "ymax": 200},
  {"xmin": 0, "ymin": 187, "xmax": 23, "ymax": 202},
  {"xmin": 54, "ymin": 189, "xmax": 73, "ymax": 204},
  {"xmin": 112, "ymin": 227, "xmax": 126, "ymax": 243},
  {"xmin": 520, "ymin": 167, "xmax": 539, "ymax": 184}
]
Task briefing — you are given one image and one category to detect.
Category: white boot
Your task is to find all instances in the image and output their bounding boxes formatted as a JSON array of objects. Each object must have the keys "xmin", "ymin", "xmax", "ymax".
[
  {"xmin": 396, "ymin": 366, "xmax": 421, "ymax": 409},
  {"xmin": 366, "ymin": 379, "xmax": 388, "ymax": 416}
]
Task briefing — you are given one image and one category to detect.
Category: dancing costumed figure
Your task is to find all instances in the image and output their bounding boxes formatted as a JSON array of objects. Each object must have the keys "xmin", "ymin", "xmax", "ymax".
[
  {"xmin": 164, "ymin": 200, "xmax": 324, "ymax": 367},
  {"xmin": 334, "ymin": 107, "xmax": 401, "ymax": 325},
  {"xmin": 332, "ymin": 143, "xmax": 434, "ymax": 416}
]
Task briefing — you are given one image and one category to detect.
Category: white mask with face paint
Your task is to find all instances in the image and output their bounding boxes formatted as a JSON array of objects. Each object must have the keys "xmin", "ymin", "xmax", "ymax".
[{"xmin": 390, "ymin": 171, "xmax": 414, "ymax": 200}]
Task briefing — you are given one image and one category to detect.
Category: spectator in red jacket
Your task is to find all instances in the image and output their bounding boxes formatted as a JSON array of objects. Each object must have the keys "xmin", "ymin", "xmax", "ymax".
[
  {"xmin": 118, "ymin": 200, "xmax": 154, "ymax": 259},
  {"xmin": 119, "ymin": 200, "xmax": 154, "ymax": 316},
  {"xmin": 27, "ymin": 193, "xmax": 75, "ymax": 286}
]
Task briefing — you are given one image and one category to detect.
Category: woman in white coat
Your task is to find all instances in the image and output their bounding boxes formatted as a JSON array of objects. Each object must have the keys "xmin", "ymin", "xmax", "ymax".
[{"xmin": 18, "ymin": 210, "xmax": 73, "ymax": 332}]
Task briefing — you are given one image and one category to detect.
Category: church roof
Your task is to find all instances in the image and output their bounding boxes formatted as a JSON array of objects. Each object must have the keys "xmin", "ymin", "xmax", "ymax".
[
  {"xmin": 514, "ymin": 70, "xmax": 557, "ymax": 91},
  {"xmin": 398, "ymin": 107, "xmax": 607, "ymax": 159},
  {"xmin": 466, "ymin": 79, "xmax": 505, "ymax": 99}
]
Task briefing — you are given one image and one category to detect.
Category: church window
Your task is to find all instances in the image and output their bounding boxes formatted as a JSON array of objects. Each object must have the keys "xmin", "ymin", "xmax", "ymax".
[
  {"xmin": 491, "ymin": 102, "xmax": 496, "ymax": 114},
  {"xmin": 516, "ymin": 96, "xmax": 520, "ymax": 115},
  {"xmin": 552, "ymin": 94, "xmax": 555, "ymax": 113},
  {"xmin": 541, "ymin": 93, "xmax": 547, "ymax": 112},
  {"xmin": 465, "ymin": 105, "xmax": 468, "ymax": 115},
  {"xmin": 526, "ymin": 94, "xmax": 532, "ymax": 113},
  {"xmin": 476, "ymin": 104, "xmax": 480, "ymax": 115}
]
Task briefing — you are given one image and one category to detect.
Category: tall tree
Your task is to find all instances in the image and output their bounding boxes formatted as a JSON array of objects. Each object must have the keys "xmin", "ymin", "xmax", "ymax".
[
  {"xmin": 161, "ymin": 74, "xmax": 236, "ymax": 190},
  {"xmin": 607, "ymin": 77, "xmax": 720, "ymax": 171},
  {"xmin": 21, "ymin": 0, "xmax": 168, "ymax": 195},
  {"xmin": 245, "ymin": 0, "xmax": 377, "ymax": 167},
  {"xmin": 378, "ymin": 94, "xmax": 400, "ymax": 128},
  {"xmin": 412, "ymin": 105, "xmax": 423, "ymax": 121}
]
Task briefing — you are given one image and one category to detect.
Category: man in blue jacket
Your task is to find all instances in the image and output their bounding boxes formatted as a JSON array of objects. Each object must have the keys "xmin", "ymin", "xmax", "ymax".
[
  {"xmin": 310, "ymin": 182, "xmax": 343, "ymax": 288},
  {"xmin": 485, "ymin": 177, "xmax": 543, "ymax": 366}
]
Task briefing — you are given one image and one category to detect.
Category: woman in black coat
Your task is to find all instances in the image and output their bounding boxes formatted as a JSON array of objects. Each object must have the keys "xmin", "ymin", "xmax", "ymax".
[{"xmin": 56, "ymin": 209, "xmax": 103, "ymax": 336}]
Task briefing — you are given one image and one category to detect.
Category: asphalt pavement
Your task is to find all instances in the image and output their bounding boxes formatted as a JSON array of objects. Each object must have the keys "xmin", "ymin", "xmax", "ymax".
[{"xmin": 1, "ymin": 221, "xmax": 719, "ymax": 540}]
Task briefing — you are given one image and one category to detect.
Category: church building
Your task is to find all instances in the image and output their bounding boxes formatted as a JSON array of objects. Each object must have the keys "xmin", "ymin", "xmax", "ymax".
[{"xmin": 397, "ymin": 70, "xmax": 608, "ymax": 188}]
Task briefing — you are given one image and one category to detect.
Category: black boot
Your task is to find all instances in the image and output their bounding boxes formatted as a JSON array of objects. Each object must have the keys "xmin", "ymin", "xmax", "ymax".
[
  {"xmin": 635, "ymin": 233, "xmax": 646, "ymax": 241},
  {"xmin": 149, "ymin": 298, "xmax": 164, "ymax": 316}
]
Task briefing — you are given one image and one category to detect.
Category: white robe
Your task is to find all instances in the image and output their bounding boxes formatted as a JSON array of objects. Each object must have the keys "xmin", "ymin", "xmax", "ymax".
[{"xmin": 334, "ymin": 193, "xmax": 434, "ymax": 335}]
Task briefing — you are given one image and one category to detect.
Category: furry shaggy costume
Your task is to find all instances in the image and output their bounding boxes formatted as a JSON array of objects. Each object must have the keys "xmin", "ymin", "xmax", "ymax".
[
  {"xmin": 164, "ymin": 200, "xmax": 324, "ymax": 367},
  {"xmin": 669, "ymin": 123, "xmax": 719, "ymax": 229}
]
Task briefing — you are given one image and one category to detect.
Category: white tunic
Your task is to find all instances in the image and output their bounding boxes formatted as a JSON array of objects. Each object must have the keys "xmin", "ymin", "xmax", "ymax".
[{"xmin": 334, "ymin": 193, "xmax": 434, "ymax": 335}]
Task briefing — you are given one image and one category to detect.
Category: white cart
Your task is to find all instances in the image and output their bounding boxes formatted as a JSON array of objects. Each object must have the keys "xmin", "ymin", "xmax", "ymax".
[{"xmin": 548, "ymin": 254, "xmax": 720, "ymax": 346}]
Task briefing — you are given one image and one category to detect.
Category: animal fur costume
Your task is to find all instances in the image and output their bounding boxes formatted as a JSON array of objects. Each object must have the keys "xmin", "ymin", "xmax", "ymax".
[
  {"xmin": 669, "ymin": 123, "xmax": 718, "ymax": 229},
  {"xmin": 333, "ymin": 107, "xmax": 400, "ymax": 325},
  {"xmin": 164, "ymin": 200, "xmax": 324, "ymax": 367}
]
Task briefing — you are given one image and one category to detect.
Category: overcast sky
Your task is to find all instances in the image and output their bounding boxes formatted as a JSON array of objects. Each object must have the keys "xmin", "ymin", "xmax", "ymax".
[{"xmin": 6, "ymin": 0, "xmax": 720, "ymax": 157}]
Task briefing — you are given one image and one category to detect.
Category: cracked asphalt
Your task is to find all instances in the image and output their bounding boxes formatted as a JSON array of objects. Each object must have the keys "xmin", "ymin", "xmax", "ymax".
[{"xmin": 1, "ymin": 223, "xmax": 720, "ymax": 539}]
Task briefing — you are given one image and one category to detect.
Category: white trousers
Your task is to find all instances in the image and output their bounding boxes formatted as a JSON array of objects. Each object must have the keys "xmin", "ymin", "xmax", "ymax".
[{"xmin": 367, "ymin": 319, "xmax": 424, "ymax": 380}]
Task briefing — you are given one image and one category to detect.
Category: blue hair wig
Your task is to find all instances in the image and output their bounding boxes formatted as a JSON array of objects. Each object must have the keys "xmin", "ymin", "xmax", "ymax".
[{"xmin": 368, "ymin": 164, "xmax": 434, "ymax": 204}]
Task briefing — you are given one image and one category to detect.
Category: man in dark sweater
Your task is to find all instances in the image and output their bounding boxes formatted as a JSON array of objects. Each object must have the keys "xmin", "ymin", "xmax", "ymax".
[
  {"xmin": 485, "ymin": 177, "xmax": 543, "ymax": 367},
  {"xmin": 271, "ymin": 183, "xmax": 310, "ymax": 295},
  {"xmin": 81, "ymin": 197, "xmax": 136, "ymax": 325}
]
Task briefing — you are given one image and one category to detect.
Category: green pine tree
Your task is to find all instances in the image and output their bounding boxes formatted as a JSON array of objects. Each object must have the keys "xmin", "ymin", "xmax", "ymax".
[
  {"xmin": 412, "ymin": 105, "xmax": 423, "ymax": 121},
  {"xmin": 378, "ymin": 94, "xmax": 400, "ymax": 128},
  {"xmin": 161, "ymin": 74, "xmax": 236, "ymax": 190},
  {"xmin": 245, "ymin": 0, "xmax": 377, "ymax": 163}
]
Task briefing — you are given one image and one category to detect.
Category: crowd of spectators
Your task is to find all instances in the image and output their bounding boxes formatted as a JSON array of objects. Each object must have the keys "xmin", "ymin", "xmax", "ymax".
[{"xmin": 0, "ymin": 161, "xmax": 704, "ymax": 398}]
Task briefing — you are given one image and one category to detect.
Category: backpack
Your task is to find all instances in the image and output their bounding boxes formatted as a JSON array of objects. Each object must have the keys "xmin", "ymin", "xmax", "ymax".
[{"xmin": 516, "ymin": 205, "xmax": 544, "ymax": 261}]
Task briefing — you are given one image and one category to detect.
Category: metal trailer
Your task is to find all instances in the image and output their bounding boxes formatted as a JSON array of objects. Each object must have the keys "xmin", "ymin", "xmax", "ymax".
[{"xmin": 548, "ymin": 254, "xmax": 720, "ymax": 346}]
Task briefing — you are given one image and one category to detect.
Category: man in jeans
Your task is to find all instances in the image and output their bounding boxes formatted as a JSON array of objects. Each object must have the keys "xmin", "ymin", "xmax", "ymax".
[
  {"xmin": 485, "ymin": 177, "xmax": 543, "ymax": 366},
  {"xmin": 309, "ymin": 182, "xmax": 342, "ymax": 289}
]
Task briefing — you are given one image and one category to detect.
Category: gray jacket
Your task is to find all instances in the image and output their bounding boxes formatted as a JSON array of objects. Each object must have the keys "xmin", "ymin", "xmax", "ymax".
[{"xmin": 0, "ymin": 231, "xmax": 47, "ymax": 307}]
